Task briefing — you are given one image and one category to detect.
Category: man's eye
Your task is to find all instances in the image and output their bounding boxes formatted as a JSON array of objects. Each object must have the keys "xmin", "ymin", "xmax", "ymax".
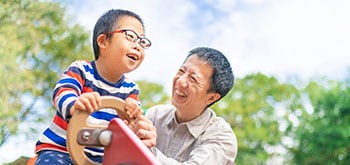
[
  {"xmin": 190, "ymin": 76, "xmax": 196, "ymax": 82},
  {"xmin": 178, "ymin": 69, "xmax": 185, "ymax": 73}
]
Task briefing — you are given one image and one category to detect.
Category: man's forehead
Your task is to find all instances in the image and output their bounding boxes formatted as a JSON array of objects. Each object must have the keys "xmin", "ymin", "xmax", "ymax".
[{"xmin": 182, "ymin": 56, "xmax": 212, "ymax": 77}]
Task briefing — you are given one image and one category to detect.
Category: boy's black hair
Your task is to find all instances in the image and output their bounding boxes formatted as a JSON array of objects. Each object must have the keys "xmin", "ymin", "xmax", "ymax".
[{"xmin": 92, "ymin": 9, "xmax": 144, "ymax": 60}]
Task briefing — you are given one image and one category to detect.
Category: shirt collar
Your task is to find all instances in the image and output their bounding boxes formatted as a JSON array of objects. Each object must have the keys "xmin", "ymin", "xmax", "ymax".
[
  {"xmin": 167, "ymin": 108, "xmax": 214, "ymax": 138},
  {"xmin": 165, "ymin": 107, "xmax": 177, "ymax": 127}
]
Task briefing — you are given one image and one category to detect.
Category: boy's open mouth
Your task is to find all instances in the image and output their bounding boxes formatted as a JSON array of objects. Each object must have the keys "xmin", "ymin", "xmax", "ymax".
[{"xmin": 127, "ymin": 54, "xmax": 138, "ymax": 61}]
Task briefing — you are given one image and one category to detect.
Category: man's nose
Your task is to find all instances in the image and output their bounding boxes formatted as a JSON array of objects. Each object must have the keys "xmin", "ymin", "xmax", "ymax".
[{"xmin": 177, "ymin": 75, "xmax": 188, "ymax": 88}]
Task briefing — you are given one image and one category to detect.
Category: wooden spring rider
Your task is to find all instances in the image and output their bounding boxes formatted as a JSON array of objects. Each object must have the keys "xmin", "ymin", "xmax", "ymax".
[{"xmin": 66, "ymin": 96, "xmax": 159, "ymax": 165}]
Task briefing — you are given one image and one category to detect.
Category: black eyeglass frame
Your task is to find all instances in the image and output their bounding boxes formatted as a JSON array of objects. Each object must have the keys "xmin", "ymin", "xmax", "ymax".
[{"xmin": 107, "ymin": 29, "xmax": 152, "ymax": 49}]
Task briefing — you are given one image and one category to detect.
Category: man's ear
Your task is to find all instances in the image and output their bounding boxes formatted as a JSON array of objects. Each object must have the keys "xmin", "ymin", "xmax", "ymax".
[
  {"xmin": 97, "ymin": 34, "xmax": 108, "ymax": 50},
  {"xmin": 206, "ymin": 92, "xmax": 221, "ymax": 106}
]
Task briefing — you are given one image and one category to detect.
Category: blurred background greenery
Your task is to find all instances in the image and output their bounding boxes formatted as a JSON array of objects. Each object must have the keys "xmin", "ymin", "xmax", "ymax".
[{"xmin": 1, "ymin": 0, "xmax": 349, "ymax": 164}]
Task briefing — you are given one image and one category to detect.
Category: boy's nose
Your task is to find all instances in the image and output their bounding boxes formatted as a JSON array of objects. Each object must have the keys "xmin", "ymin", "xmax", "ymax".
[{"xmin": 132, "ymin": 41, "xmax": 142, "ymax": 52}]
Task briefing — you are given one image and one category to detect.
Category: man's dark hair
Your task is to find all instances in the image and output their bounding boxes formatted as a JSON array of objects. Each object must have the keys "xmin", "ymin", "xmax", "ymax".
[
  {"xmin": 186, "ymin": 47, "xmax": 234, "ymax": 106},
  {"xmin": 92, "ymin": 9, "xmax": 144, "ymax": 60}
]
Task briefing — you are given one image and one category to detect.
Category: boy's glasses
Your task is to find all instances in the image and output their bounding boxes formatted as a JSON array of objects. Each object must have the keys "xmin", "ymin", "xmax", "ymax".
[{"xmin": 107, "ymin": 29, "xmax": 151, "ymax": 49}]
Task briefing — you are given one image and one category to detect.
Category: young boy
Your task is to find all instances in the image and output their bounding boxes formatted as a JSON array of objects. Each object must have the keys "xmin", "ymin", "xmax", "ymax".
[{"xmin": 34, "ymin": 9, "xmax": 151, "ymax": 164}]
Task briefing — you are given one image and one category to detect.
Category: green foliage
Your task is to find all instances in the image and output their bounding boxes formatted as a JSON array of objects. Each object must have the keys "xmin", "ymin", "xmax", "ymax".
[
  {"xmin": 212, "ymin": 73, "xmax": 304, "ymax": 164},
  {"xmin": 137, "ymin": 80, "xmax": 170, "ymax": 110},
  {"xmin": 0, "ymin": 0, "xmax": 91, "ymax": 145},
  {"xmin": 1, "ymin": 1, "xmax": 350, "ymax": 164},
  {"xmin": 291, "ymin": 79, "xmax": 350, "ymax": 164}
]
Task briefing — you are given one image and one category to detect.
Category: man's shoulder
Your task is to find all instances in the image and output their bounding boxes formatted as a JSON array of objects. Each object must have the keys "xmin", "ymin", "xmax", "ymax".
[
  {"xmin": 205, "ymin": 111, "xmax": 238, "ymax": 162},
  {"xmin": 207, "ymin": 109, "xmax": 234, "ymax": 134},
  {"xmin": 146, "ymin": 104, "xmax": 174, "ymax": 120},
  {"xmin": 148, "ymin": 104, "xmax": 174, "ymax": 114}
]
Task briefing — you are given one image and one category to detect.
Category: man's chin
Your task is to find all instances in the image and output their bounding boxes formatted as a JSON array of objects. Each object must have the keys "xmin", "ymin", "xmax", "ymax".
[{"xmin": 172, "ymin": 97, "xmax": 187, "ymax": 107}]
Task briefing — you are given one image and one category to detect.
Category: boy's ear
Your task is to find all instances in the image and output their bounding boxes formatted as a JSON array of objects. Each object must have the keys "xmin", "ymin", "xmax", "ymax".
[{"xmin": 97, "ymin": 34, "xmax": 108, "ymax": 49}]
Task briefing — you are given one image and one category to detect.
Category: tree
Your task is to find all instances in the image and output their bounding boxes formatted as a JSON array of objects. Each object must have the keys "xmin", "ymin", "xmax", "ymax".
[
  {"xmin": 0, "ymin": 0, "xmax": 91, "ymax": 146},
  {"xmin": 212, "ymin": 73, "xmax": 304, "ymax": 164},
  {"xmin": 291, "ymin": 79, "xmax": 350, "ymax": 164},
  {"xmin": 136, "ymin": 80, "xmax": 170, "ymax": 110}
]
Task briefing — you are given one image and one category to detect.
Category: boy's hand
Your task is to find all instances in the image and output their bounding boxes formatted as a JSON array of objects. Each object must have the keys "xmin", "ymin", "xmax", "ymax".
[
  {"xmin": 124, "ymin": 97, "xmax": 143, "ymax": 119},
  {"xmin": 70, "ymin": 92, "xmax": 102, "ymax": 115}
]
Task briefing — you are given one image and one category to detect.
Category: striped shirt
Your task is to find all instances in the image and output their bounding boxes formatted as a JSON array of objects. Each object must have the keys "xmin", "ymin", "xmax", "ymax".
[{"xmin": 35, "ymin": 60, "xmax": 140, "ymax": 156}]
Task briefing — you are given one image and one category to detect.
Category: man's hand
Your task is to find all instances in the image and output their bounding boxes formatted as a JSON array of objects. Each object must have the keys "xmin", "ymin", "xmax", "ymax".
[{"xmin": 126, "ymin": 115, "xmax": 157, "ymax": 148}]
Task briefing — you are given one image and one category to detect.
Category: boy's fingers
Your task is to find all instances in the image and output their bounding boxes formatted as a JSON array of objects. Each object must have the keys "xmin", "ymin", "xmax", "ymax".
[
  {"xmin": 86, "ymin": 93, "xmax": 99, "ymax": 110},
  {"xmin": 92, "ymin": 92, "xmax": 102, "ymax": 107},
  {"xmin": 132, "ymin": 107, "xmax": 142, "ymax": 116},
  {"xmin": 124, "ymin": 98, "xmax": 142, "ymax": 119},
  {"xmin": 75, "ymin": 92, "xmax": 101, "ymax": 113},
  {"xmin": 81, "ymin": 96, "xmax": 94, "ymax": 113}
]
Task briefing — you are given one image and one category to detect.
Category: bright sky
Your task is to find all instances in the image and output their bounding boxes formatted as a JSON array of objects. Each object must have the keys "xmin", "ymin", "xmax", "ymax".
[
  {"xmin": 1, "ymin": 0, "xmax": 350, "ymax": 163},
  {"xmin": 61, "ymin": 0, "xmax": 350, "ymax": 92}
]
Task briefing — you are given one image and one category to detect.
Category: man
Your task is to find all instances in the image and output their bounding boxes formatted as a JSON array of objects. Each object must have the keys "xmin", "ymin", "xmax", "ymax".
[{"xmin": 146, "ymin": 47, "xmax": 237, "ymax": 164}]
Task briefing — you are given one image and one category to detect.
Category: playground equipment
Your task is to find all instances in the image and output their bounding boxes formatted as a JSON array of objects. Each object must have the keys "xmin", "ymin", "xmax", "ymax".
[{"xmin": 66, "ymin": 96, "xmax": 159, "ymax": 165}]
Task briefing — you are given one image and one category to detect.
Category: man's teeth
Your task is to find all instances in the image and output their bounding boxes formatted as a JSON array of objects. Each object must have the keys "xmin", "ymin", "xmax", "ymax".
[{"xmin": 176, "ymin": 90, "xmax": 186, "ymax": 97}]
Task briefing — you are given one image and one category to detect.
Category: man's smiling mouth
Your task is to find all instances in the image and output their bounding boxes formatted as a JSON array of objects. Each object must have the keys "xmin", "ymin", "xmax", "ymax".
[{"xmin": 175, "ymin": 89, "xmax": 186, "ymax": 97}]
